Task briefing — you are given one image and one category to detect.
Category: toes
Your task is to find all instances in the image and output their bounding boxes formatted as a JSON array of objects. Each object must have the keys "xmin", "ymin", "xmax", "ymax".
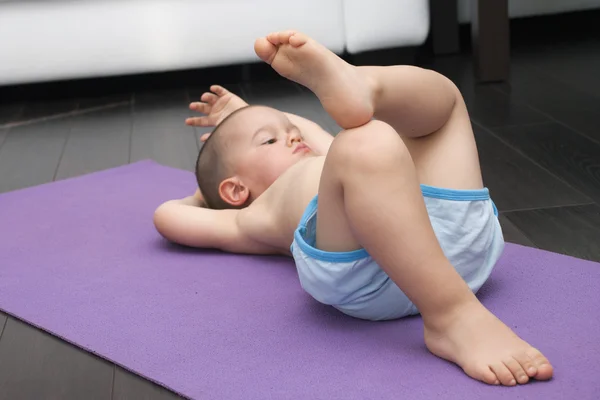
[
  {"xmin": 514, "ymin": 348, "xmax": 553, "ymax": 381},
  {"xmin": 200, "ymin": 93, "xmax": 218, "ymax": 104},
  {"xmin": 490, "ymin": 363, "xmax": 517, "ymax": 386},
  {"xmin": 266, "ymin": 32, "xmax": 281, "ymax": 45},
  {"xmin": 277, "ymin": 30, "xmax": 297, "ymax": 44},
  {"xmin": 535, "ymin": 363, "xmax": 554, "ymax": 381},
  {"xmin": 513, "ymin": 351, "xmax": 537, "ymax": 378},
  {"xmin": 289, "ymin": 31, "xmax": 309, "ymax": 47},
  {"xmin": 503, "ymin": 357, "xmax": 529, "ymax": 385},
  {"xmin": 476, "ymin": 366, "xmax": 500, "ymax": 385},
  {"xmin": 527, "ymin": 348, "xmax": 553, "ymax": 380},
  {"xmin": 210, "ymin": 85, "xmax": 227, "ymax": 96},
  {"xmin": 254, "ymin": 37, "xmax": 277, "ymax": 64}
]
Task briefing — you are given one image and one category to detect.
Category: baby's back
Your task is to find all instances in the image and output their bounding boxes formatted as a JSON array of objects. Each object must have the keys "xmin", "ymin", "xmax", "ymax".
[{"xmin": 238, "ymin": 155, "xmax": 325, "ymax": 255}]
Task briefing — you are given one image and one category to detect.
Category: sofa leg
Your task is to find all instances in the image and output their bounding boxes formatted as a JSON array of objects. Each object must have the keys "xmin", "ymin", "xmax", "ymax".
[
  {"xmin": 471, "ymin": 0, "xmax": 510, "ymax": 82},
  {"xmin": 430, "ymin": 0, "xmax": 460, "ymax": 55}
]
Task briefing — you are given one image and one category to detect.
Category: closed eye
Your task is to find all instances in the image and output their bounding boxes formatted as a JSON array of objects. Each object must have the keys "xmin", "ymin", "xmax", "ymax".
[{"xmin": 262, "ymin": 138, "xmax": 277, "ymax": 145}]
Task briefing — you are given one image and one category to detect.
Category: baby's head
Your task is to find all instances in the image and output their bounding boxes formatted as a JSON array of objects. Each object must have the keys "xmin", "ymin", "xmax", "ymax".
[{"xmin": 195, "ymin": 105, "xmax": 313, "ymax": 209}]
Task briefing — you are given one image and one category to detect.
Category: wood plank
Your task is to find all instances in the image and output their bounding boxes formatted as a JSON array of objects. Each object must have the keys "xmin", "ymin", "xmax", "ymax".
[
  {"xmin": 473, "ymin": 124, "xmax": 591, "ymax": 212},
  {"xmin": 241, "ymin": 81, "xmax": 340, "ymax": 135},
  {"xmin": 466, "ymin": 85, "xmax": 550, "ymax": 129},
  {"xmin": 131, "ymin": 89, "xmax": 198, "ymax": 171},
  {"xmin": 425, "ymin": 56, "xmax": 549, "ymax": 128},
  {"xmin": 112, "ymin": 367, "xmax": 182, "ymax": 400},
  {"xmin": 498, "ymin": 214, "xmax": 535, "ymax": 248},
  {"xmin": 0, "ymin": 312, "xmax": 6, "ymax": 338},
  {"xmin": 0, "ymin": 118, "xmax": 72, "ymax": 193},
  {"xmin": 0, "ymin": 317, "xmax": 113, "ymax": 400},
  {"xmin": 0, "ymin": 103, "xmax": 24, "ymax": 126},
  {"xmin": 511, "ymin": 40, "xmax": 600, "ymax": 101},
  {"xmin": 77, "ymin": 93, "xmax": 131, "ymax": 111},
  {"xmin": 504, "ymin": 204, "xmax": 600, "ymax": 262},
  {"xmin": 0, "ymin": 128, "xmax": 8, "ymax": 149},
  {"xmin": 55, "ymin": 105, "xmax": 131, "ymax": 181},
  {"xmin": 492, "ymin": 122, "xmax": 600, "ymax": 204},
  {"xmin": 242, "ymin": 81, "xmax": 299, "ymax": 110},
  {"xmin": 18, "ymin": 98, "xmax": 78, "ymax": 122},
  {"xmin": 495, "ymin": 61, "xmax": 600, "ymax": 143}
]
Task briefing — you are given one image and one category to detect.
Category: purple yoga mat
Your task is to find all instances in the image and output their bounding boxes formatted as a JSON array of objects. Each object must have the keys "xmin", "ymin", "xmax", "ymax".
[{"xmin": 0, "ymin": 161, "xmax": 599, "ymax": 399}]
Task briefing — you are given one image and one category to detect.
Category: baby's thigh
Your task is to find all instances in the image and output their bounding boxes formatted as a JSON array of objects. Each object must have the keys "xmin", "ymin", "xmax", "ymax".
[{"xmin": 402, "ymin": 97, "xmax": 484, "ymax": 191}]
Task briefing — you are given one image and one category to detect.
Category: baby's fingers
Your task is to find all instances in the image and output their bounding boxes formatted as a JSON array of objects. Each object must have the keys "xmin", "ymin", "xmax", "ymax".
[
  {"xmin": 189, "ymin": 102, "xmax": 211, "ymax": 114},
  {"xmin": 200, "ymin": 92, "xmax": 219, "ymax": 104},
  {"xmin": 185, "ymin": 116, "xmax": 211, "ymax": 127}
]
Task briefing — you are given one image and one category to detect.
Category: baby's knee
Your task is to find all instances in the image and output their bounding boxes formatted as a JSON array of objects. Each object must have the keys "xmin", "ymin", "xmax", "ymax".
[{"xmin": 328, "ymin": 120, "xmax": 410, "ymax": 170}]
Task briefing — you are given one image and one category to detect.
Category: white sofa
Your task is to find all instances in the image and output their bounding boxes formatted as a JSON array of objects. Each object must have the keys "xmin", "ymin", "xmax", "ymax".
[{"xmin": 0, "ymin": 0, "xmax": 430, "ymax": 86}]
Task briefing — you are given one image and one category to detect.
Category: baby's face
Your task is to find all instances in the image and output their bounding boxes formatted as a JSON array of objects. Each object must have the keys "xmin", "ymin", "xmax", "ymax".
[{"xmin": 225, "ymin": 106, "xmax": 314, "ymax": 196}]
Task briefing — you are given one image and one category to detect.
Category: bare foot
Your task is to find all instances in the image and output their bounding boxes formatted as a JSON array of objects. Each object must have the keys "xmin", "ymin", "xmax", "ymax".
[
  {"xmin": 254, "ymin": 31, "xmax": 375, "ymax": 129},
  {"xmin": 424, "ymin": 301, "xmax": 554, "ymax": 386},
  {"xmin": 186, "ymin": 85, "xmax": 248, "ymax": 129}
]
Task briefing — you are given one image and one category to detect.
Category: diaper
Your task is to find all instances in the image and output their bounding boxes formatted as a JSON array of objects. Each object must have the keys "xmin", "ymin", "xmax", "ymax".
[{"xmin": 290, "ymin": 185, "xmax": 505, "ymax": 321}]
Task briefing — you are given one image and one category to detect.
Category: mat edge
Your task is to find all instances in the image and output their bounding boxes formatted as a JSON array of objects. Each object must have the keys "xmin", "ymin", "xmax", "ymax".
[{"xmin": 0, "ymin": 308, "xmax": 191, "ymax": 400}]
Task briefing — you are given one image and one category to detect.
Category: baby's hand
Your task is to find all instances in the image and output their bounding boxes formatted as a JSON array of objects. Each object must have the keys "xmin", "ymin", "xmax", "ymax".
[{"xmin": 185, "ymin": 85, "xmax": 248, "ymax": 128}]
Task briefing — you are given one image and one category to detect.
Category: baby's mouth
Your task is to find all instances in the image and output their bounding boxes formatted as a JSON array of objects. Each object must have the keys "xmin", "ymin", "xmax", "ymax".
[{"xmin": 293, "ymin": 143, "xmax": 310, "ymax": 154}]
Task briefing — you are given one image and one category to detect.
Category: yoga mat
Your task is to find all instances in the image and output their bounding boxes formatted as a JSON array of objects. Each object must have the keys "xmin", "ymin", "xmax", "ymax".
[{"xmin": 0, "ymin": 161, "xmax": 598, "ymax": 400}]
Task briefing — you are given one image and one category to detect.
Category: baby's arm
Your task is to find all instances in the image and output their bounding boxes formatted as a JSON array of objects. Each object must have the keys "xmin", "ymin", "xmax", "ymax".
[
  {"xmin": 153, "ymin": 194, "xmax": 278, "ymax": 255},
  {"xmin": 188, "ymin": 85, "xmax": 333, "ymax": 155}
]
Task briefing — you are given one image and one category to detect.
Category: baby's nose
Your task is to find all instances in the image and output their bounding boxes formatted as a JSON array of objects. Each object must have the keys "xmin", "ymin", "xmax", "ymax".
[{"xmin": 287, "ymin": 133, "xmax": 302, "ymax": 146}]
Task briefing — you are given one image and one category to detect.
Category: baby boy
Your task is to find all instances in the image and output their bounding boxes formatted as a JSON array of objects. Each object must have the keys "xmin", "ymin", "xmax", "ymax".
[{"xmin": 154, "ymin": 30, "xmax": 553, "ymax": 386}]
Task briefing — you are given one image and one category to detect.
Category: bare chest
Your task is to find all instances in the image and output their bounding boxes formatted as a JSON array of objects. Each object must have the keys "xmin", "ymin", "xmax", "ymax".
[{"xmin": 240, "ymin": 156, "xmax": 325, "ymax": 253}]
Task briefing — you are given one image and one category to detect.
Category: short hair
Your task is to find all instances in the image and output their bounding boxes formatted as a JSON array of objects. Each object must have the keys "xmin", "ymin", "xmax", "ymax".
[{"xmin": 195, "ymin": 107, "xmax": 251, "ymax": 209}]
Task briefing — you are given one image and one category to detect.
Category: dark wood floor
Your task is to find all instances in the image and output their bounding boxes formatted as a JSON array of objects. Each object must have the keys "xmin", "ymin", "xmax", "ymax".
[{"xmin": 1, "ymin": 15, "xmax": 600, "ymax": 399}]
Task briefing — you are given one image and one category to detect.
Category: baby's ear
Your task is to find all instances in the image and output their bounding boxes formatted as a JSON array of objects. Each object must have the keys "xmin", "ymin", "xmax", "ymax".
[{"xmin": 218, "ymin": 177, "xmax": 250, "ymax": 207}]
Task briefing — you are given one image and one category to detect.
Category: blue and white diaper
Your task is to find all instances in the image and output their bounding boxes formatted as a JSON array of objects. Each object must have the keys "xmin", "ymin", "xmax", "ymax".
[{"xmin": 290, "ymin": 185, "xmax": 505, "ymax": 321}]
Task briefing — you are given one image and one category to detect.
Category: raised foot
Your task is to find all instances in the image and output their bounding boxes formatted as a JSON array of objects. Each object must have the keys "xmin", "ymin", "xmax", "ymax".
[
  {"xmin": 254, "ymin": 30, "xmax": 375, "ymax": 129},
  {"xmin": 424, "ymin": 302, "xmax": 553, "ymax": 386}
]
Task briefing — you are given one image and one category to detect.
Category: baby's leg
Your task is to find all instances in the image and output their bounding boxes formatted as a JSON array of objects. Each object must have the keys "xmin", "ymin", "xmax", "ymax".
[
  {"xmin": 256, "ymin": 31, "xmax": 553, "ymax": 386},
  {"xmin": 360, "ymin": 65, "xmax": 483, "ymax": 191},
  {"xmin": 254, "ymin": 31, "xmax": 481, "ymax": 191},
  {"xmin": 317, "ymin": 121, "xmax": 552, "ymax": 386}
]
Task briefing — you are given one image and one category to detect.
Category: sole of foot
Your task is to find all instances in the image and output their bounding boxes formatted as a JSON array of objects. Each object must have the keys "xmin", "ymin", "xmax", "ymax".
[{"xmin": 254, "ymin": 30, "xmax": 375, "ymax": 129}]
